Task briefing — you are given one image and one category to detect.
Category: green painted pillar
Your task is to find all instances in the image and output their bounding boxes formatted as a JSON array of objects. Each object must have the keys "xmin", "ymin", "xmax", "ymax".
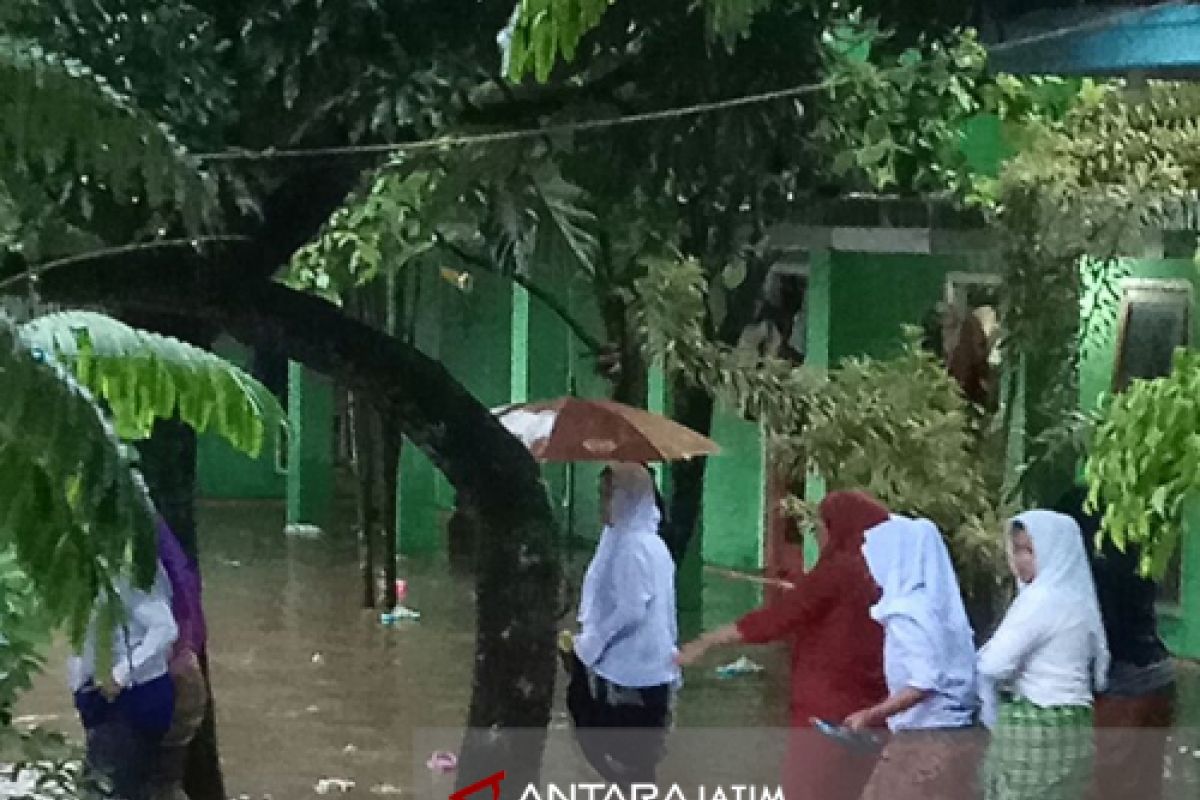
[
  {"xmin": 397, "ymin": 445, "xmax": 441, "ymax": 555},
  {"xmin": 285, "ymin": 362, "xmax": 334, "ymax": 535},
  {"xmin": 649, "ymin": 364, "xmax": 703, "ymax": 615},
  {"xmin": 510, "ymin": 285, "xmax": 531, "ymax": 404},
  {"xmin": 805, "ymin": 250, "xmax": 832, "ymax": 372},
  {"xmin": 702, "ymin": 412, "xmax": 766, "ymax": 570},
  {"xmin": 802, "ymin": 250, "xmax": 833, "ymax": 568}
]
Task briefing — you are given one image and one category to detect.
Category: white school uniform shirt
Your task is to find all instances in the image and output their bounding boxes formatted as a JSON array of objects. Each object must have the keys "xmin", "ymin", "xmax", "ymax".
[
  {"xmin": 864, "ymin": 516, "xmax": 979, "ymax": 731},
  {"xmin": 574, "ymin": 464, "xmax": 680, "ymax": 689},
  {"xmin": 978, "ymin": 510, "xmax": 1109, "ymax": 726},
  {"xmin": 67, "ymin": 564, "xmax": 178, "ymax": 692}
]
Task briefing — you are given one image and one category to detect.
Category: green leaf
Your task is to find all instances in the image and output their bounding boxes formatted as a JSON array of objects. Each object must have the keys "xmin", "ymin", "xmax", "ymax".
[
  {"xmin": 0, "ymin": 312, "xmax": 156, "ymax": 643},
  {"xmin": 20, "ymin": 312, "xmax": 283, "ymax": 457}
]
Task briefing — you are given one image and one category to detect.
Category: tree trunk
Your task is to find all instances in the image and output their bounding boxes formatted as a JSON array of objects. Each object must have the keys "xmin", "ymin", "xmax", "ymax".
[
  {"xmin": 662, "ymin": 381, "xmax": 716, "ymax": 562},
  {"xmin": 598, "ymin": 281, "xmax": 648, "ymax": 407},
  {"xmin": 43, "ymin": 265, "xmax": 561, "ymax": 796},
  {"xmin": 349, "ymin": 389, "xmax": 379, "ymax": 609}
]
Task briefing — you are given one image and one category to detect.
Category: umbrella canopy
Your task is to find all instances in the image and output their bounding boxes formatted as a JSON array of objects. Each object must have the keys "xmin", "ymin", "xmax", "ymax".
[{"xmin": 494, "ymin": 397, "xmax": 720, "ymax": 463}]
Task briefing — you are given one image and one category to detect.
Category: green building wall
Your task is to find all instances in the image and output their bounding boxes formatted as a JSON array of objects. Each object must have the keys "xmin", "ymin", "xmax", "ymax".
[
  {"xmin": 701, "ymin": 413, "xmax": 765, "ymax": 571},
  {"xmin": 265, "ymin": 241, "xmax": 1200, "ymax": 657},
  {"xmin": 827, "ymin": 252, "xmax": 964, "ymax": 361},
  {"xmin": 396, "ymin": 262, "xmax": 585, "ymax": 556},
  {"xmin": 197, "ymin": 336, "xmax": 287, "ymax": 500},
  {"xmin": 1077, "ymin": 257, "xmax": 1200, "ymax": 658}
]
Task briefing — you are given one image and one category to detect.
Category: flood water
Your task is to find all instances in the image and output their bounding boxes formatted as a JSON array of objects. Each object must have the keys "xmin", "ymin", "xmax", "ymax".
[{"xmin": 13, "ymin": 501, "xmax": 1200, "ymax": 799}]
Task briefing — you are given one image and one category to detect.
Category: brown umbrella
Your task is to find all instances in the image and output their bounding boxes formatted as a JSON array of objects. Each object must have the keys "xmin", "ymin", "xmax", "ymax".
[{"xmin": 494, "ymin": 396, "xmax": 720, "ymax": 463}]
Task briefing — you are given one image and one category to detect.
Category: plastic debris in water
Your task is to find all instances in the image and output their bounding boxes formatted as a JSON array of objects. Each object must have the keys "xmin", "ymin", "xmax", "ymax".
[
  {"xmin": 380, "ymin": 605, "xmax": 421, "ymax": 625},
  {"xmin": 311, "ymin": 652, "xmax": 325, "ymax": 665},
  {"xmin": 395, "ymin": 580, "xmax": 408, "ymax": 602},
  {"xmin": 715, "ymin": 656, "xmax": 765, "ymax": 678},
  {"xmin": 371, "ymin": 785, "xmax": 404, "ymax": 796},
  {"xmin": 314, "ymin": 778, "xmax": 356, "ymax": 795},
  {"xmin": 427, "ymin": 751, "xmax": 458, "ymax": 773}
]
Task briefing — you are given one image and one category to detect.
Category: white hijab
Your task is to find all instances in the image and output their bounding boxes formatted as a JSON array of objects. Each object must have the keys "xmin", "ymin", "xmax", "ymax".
[
  {"xmin": 863, "ymin": 516, "xmax": 977, "ymax": 687},
  {"xmin": 1009, "ymin": 509, "xmax": 1109, "ymax": 688},
  {"xmin": 578, "ymin": 463, "xmax": 661, "ymax": 625}
]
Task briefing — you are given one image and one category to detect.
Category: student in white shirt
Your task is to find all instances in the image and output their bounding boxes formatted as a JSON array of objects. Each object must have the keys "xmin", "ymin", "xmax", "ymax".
[
  {"xmin": 566, "ymin": 462, "xmax": 678, "ymax": 786},
  {"xmin": 70, "ymin": 564, "xmax": 178, "ymax": 800},
  {"xmin": 977, "ymin": 510, "xmax": 1109, "ymax": 800},
  {"xmin": 850, "ymin": 515, "xmax": 985, "ymax": 800}
]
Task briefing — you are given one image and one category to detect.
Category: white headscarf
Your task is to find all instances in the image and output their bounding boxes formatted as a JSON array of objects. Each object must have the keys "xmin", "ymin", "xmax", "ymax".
[
  {"xmin": 1010, "ymin": 509, "xmax": 1109, "ymax": 688},
  {"xmin": 578, "ymin": 463, "xmax": 661, "ymax": 626},
  {"xmin": 606, "ymin": 463, "xmax": 661, "ymax": 535},
  {"xmin": 863, "ymin": 516, "xmax": 977, "ymax": 687}
]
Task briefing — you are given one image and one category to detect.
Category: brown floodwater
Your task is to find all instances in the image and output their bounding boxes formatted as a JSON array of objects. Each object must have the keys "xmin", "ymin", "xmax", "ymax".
[
  {"xmin": 15, "ymin": 501, "xmax": 789, "ymax": 798},
  {"xmin": 14, "ymin": 501, "xmax": 1199, "ymax": 799}
]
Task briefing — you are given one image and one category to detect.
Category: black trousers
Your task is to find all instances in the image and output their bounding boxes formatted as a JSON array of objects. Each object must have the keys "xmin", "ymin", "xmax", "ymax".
[{"xmin": 565, "ymin": 653, "xmax": 672, "ymax": 785}]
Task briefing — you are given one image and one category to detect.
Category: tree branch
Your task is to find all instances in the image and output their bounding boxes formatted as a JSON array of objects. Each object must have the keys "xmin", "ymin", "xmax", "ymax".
[{"xmin": 0, "ymin": 236, "xmax": 252, "ymax": 292}]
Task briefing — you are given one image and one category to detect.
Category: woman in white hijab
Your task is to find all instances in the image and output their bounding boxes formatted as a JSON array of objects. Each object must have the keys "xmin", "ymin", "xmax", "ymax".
[
  {"xmin": 565, "ymin": 463, "xmax": 679, "ymax": 785},
  {"xmin": 978, "ymin": 510, "xmax": 1109, "ymax": 800},
  {"xmin": 850, "ymin": 515, "xmax": 984, "ymax": 800}
]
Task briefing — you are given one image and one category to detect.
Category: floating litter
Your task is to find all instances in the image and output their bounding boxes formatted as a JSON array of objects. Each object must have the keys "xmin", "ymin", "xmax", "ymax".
[
  {"xmin": 427, "ymin": 751, "xmax": 458, "ymax": 773},
  {"xmin": 715, "ymin": 656, "xmax": 765, "ymax": 678},
  {"xmin": 314, "ymin": 778, "xmax": 355, "ymax": 795},
  {"xmin": 380, "ymin": 605, "xmax": 422, "ymax": 625}
]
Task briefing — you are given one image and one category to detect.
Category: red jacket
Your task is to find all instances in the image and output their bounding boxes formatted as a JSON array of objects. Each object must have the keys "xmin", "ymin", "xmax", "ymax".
[{"xmin": 736, "ymin": 492, "xmax": 889, "ymax": 725}]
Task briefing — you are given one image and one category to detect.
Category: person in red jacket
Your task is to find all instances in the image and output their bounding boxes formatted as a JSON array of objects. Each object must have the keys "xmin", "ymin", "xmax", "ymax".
[{"xmin": 676, "ymin": 491, "xmax": 890, "ymax": 800}]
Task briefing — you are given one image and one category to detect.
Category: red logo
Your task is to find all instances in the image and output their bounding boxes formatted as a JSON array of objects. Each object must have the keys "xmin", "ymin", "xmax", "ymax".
[{"xmin": 450, "ymin": 771, "xmax": 506, "ymax": 800}]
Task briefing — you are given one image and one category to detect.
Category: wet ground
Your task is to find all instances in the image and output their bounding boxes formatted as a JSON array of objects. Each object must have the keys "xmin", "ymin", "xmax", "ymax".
[{"xmin": 13, "ymin": 501, "xmax": 1200, "ymax": 798}]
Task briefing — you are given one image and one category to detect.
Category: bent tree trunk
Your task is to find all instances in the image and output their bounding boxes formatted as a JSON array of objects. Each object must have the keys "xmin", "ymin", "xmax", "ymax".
[{"xmin": 44, "ymin": 264, "xmax": 561, "ymax": 798}]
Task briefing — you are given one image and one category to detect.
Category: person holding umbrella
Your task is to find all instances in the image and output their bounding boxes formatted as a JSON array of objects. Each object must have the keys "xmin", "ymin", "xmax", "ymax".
[
  {"xmin": 564, "ymin": 462, "xmax": 679, "ymax": 785},
  {"xmin": 495, "ymin": 396, "xmax": 718, "ymax": 784}
]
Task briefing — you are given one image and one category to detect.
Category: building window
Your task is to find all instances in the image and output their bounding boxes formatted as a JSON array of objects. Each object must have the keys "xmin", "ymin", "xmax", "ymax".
[
  {"xmin": 1112, "ymin": 281, "xmax": 1191, "ymax": 393},
  {"xmin": 736, "ymin": 258, "xmax": 809, "ymax": 365},
  {"xmin": 1111, "ymin": 280, "xmax": 1191, "ymax": 605}
]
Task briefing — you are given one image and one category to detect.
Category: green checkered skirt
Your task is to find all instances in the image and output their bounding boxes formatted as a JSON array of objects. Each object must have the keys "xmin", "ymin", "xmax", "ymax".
[{"xmin": 983, "ymin": 698, "xmax": 1094, "ymax": 800}]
